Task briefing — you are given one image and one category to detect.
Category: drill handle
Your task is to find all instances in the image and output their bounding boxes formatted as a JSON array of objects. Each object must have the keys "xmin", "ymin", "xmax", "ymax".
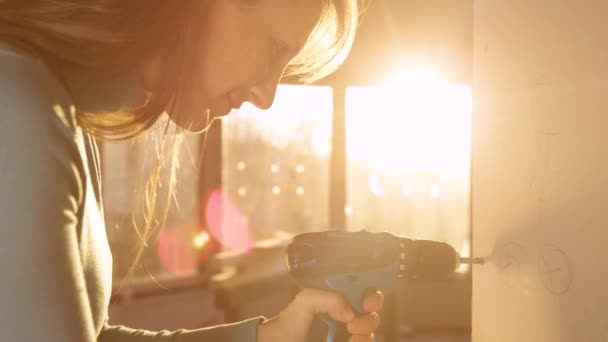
[
  {"xmin": 317, "ymin": 261, "xmax": 399, "ymax": 342},
  {"xmin": 316, "ymin": 314, "xmax": 352, "ymax": 342},
  {"xmin": 323, "ymin": 261, "xmax": 400, "ymax": 313}
]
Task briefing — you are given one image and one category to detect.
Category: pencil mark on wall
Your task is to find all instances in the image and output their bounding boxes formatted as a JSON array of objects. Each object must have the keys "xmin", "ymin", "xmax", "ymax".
[
  {"xmin": 538, "ymin": 244, "xmax": 572, "ymax": 295},
  {"xmin": 496, "ymin": 242, "xmax": 527, "ymax": 289}
]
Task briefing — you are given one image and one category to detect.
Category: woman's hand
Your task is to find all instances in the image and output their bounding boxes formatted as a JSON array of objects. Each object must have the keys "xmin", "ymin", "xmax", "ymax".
[{"xmin": 257, "ymin": 288, "xmax": 384, "ymax": 342}]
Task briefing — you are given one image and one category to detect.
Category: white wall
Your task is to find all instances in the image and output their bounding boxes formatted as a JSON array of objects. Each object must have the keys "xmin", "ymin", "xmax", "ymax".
[{"xmin": 473, "ymin": 1, "xmax": 608, "ymax": 341}]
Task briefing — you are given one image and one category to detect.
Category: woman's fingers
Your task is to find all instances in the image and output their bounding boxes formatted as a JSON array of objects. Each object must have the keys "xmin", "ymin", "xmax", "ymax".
[
  {"xmin": 348, "ymin": 291, "xmax": 382, "ymax": 341},
  {"xmin": 295, "ymin": 288, "xmax": 355, "ymax": 323},
  {"xmin": 347, "ymin": 312, "xmax": 381, "ymax": 335},
  {"xmin": 362, "ymin": 290, "xmax": 384, "ymax": 313},
  {"xmin": 259, "ymin": 288, "xmax": 383, "ymax": 342}
]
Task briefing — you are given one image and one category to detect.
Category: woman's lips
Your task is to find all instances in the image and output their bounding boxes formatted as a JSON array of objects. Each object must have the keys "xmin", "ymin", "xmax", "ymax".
[
  {"xmin": 228, "ymin": 93, "xmax": 243, "ymax": 110},
  {"xmin": 210, "ymin": 93, "xmax": 245, "ymax": 118}
]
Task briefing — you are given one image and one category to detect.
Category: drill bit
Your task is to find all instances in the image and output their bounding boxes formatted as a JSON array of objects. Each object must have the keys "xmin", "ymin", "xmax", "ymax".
[{"xmin": 459, "ymin": 257, "xmax": 485, "ymax": 265}]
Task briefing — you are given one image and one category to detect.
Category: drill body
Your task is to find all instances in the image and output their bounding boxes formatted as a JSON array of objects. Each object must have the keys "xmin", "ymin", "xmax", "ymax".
[{"xmin": 286, "ymin": 230, "xmax": 464, "ymax": 341}]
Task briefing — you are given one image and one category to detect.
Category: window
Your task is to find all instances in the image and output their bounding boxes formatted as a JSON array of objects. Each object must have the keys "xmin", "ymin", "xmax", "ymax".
[
  {"xmin": 219, "ymin": 85, "xmax": 334, "ymax": 246},
  {"xmin": 102, "ymin": 78, "xmax": 473, "ymax": 284},
  {"xmin": 345, "ymin": 80, "xmax": 472, "ymax": 265}
]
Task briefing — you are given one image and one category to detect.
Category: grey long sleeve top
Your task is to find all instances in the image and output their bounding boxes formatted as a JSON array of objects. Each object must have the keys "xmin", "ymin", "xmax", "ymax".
[{"xmin": 0, "ymin": 44, "xmax": 263, "ymax": 341}]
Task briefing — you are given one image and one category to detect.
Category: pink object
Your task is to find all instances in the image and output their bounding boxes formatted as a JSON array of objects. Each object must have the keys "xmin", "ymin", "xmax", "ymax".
[
  {"xmin": 204, "ymin": 189, "xmax": 253, "ymax": 252},
  {"xmin": 156, "ymin": 224, "xmax": 199, "ymax": 276}
]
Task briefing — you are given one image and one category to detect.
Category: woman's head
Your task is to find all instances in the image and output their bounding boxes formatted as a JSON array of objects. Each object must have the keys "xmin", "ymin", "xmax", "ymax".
[{"xmin": 0, "ymin": 0, "xmax": 362, "ymax": 138}]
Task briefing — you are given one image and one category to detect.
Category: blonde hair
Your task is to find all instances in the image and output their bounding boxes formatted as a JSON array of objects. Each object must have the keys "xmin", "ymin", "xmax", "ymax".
[
  {"xmin": 0, "ymin": 0, "xmax": 361, "ymax": 137},
  {"xmin": 0, "ymin": 0, "xmax": 362, "ymax": 282}
]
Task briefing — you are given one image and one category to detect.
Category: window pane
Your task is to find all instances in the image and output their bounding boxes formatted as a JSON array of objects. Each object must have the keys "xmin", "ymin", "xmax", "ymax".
[
  {"xmin": 102, "ymin": 120, "xmax": 202, "ymax": 283},
  {"xmin": 220, "ymin": 85, "xmax": 333, "ymax": 244},
  {"xmin": 345, "ymin": 82, "xmax": 472, "ymax": 263}
]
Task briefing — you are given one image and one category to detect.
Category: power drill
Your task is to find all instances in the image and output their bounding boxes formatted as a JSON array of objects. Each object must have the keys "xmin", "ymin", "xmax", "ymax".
[{"xmin": 285, "ymin": 230, "xmax": 482, "ymax": 342}]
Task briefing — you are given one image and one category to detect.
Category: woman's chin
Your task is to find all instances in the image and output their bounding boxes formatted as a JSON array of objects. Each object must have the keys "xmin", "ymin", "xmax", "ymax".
[{"xmin": 168, "ymin": 108, "xmax": 231, "ymax": 133}]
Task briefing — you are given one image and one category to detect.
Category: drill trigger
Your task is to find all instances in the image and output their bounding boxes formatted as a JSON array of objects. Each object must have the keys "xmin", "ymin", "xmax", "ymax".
[{"xmin": 323, "ymin": 260, "xmax": 401, "ymax": 313}]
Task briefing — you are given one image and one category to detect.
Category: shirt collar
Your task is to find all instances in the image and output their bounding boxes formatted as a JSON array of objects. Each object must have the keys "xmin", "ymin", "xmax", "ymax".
[
  {"xmin": 0, "ymin": 41, "xmax": 147, "ymax": 113},
  {"xmin": 58, "ymin": 66, "xmax": 148, "ymax": 113}
]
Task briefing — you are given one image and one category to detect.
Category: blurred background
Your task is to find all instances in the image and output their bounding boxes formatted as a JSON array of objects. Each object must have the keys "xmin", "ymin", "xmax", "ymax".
[{"xmin": 102, "ymin": 1, "xmax": 473, "ymax": 341}]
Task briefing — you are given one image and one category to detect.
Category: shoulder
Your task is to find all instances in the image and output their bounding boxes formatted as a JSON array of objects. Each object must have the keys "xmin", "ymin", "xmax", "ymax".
[
  {"xmin": 0, "ymin": 45, "xmax": 85, "ymax": 205},
  {"xmin": 0, "ymin": 45, "xmax": 77, "ymax": 136}
]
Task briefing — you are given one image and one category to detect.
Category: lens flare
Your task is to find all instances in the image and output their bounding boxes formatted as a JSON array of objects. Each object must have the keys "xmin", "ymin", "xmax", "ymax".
[
  {"xmin": 156, "ymin": 223, "xmax": 200, "ymax": 276},
  {"xmin": 204, "ymin": 189, "xmax": 253, "ymax": 252}
]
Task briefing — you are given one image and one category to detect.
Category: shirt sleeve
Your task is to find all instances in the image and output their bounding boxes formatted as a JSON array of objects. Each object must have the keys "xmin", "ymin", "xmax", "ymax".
[
  {"xmin": 99, "ymin": 317, "xmax": 265, "ymax": 342},
  {"xmin": 0, "ymin": 53, "xmax": 97, "ymax": 340}
]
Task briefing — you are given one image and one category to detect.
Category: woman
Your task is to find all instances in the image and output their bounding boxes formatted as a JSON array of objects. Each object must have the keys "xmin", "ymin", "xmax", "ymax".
[{"xmin": 0, "ymin": 0, "xmax": 383, "ymax": 341}]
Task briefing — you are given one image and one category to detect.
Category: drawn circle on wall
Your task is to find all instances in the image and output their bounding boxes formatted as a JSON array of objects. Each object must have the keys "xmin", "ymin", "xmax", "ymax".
[
  {"xmin": 496, "ymin": 242, "xmax": 526, "ymax": 289},
  {"xmin": 538, "ymin": 244, "xmax": 572, "ymax": 295}
]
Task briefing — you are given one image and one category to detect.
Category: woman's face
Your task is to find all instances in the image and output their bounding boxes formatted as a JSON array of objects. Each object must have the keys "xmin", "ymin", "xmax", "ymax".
[{"xmin": 170, "ymin": 0, "xmax": 323, "ymax": 131}]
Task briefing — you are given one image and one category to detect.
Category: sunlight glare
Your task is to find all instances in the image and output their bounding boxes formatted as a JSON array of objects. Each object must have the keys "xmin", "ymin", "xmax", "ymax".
[{"xmin": 346, "ymin": 71, "xmax": 472, "ymax": 175}]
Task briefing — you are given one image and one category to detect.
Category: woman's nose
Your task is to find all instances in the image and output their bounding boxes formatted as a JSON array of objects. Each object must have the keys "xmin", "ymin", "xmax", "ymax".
[
  {"xmin": 248, "ymin": 80, "xmax": 280, "ymax": 110},
  {"xmin": 248, "ymin": 59, "xmax": 289, "ymax": 110}
]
